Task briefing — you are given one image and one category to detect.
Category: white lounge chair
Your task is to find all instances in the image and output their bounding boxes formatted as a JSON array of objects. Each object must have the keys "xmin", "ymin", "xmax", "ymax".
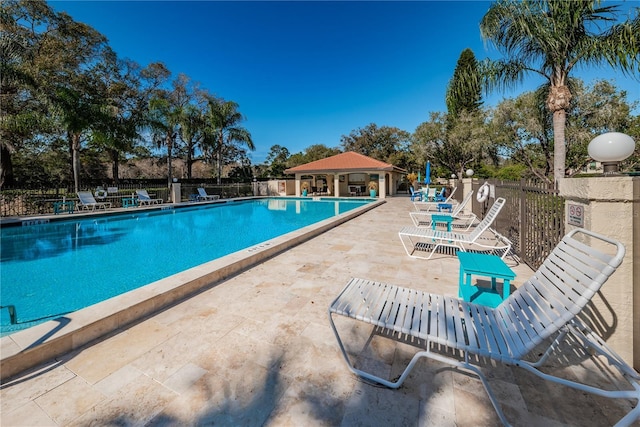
[
  {"xmin": 329, "ymin": 228, "xmax": 639, "ymax": 426},
  {"xmin": 197, "ymin": 187, "xmax": 220, "ymax": 201},
  {"xmin": 413, "ymin": 186, "xmax": 458, "ymax": 212},
  {"xmin": 400, "ymin": 197, "xmax": 509, "ymax": 259},
  {"xmin": 135, "ymin": 189, "xmax": 163, "ymax": 206},
  {"xmin": 410, "ymin": 190, "xmax": 477, "ymax": 230},
  {"xmin": 77, "ymin": 191, "xmax": 112, "ymax": 211},
  {"xmin": 423, "ymin": 187, "xmax": 437, "ymax": 201}
]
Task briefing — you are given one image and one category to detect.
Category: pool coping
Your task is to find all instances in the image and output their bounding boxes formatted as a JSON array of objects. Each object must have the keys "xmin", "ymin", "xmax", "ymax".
[{"xmin": 0, "ymin": 197, "xmax": 385, "ymax": 382}]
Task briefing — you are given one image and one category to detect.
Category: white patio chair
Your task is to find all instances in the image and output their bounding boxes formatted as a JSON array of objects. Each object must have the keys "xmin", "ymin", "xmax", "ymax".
[
  {"xmin": 401, "ymin": 197, "xmax": 509, "ymax": 259},
  {"xmin": 135, "ymin": 189, "xmax": 163, "ymax": 206},
  {"xmin": 329, "ymin": 228, "xmax": 639, "ymax": 426},
  {"xmin": 409, "ymin": 190, "xmax": 477, "ymax": 230},
  {"xmin": 197, "ymin": 187, "xmax": 220, "ymax": 201},
  {"xmin": 77, "ymin": 191, "xmax": 112, "ymax": 211}
]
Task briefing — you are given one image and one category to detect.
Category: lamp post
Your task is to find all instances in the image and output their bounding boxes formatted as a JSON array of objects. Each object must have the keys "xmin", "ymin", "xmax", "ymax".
[{"xmin": 587, "ymin": 132, "xmax": 636, "ymax": 174}]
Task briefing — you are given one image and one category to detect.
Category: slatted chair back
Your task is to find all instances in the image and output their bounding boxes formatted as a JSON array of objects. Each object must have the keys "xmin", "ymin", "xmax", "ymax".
[
  {"xmin": 495, "ymin": 228, "xmax": 625, "ymax": 359},
  {"xmin": 468, "ymin": 197, "xmax": 505, "ymax": 241},
  {"xmin": 450, "ymin": 190, "xmax": 474, "ymax": 216}
]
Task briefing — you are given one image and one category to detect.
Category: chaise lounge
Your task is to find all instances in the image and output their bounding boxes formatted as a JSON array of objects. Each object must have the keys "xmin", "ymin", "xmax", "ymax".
[
  {"xmin": 409, "ymin": 190, "xmax": 477, "ymax": 230},
  {"xmin": 329, "ymin": 228, "xmax": 639, "ymax": 426},
  {"xmin": 135, "ymin": 189, "xmax": 163, "ymax": 206},
  {"xmin": 77, "ymin": 191, "xmax": 112, "ymax": 211},
  {"xmin": 400, "ymin": 197, "xmax": 510, "ymax": 259},
  {"xmin": 197, "ymin": 187, "xmax": 220, "ymax": 201}
]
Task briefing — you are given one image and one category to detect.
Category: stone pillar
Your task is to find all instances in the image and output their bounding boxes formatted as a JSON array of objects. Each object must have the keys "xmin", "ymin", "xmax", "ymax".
[
  {"xmin": 460, "ymin": 178, "xmax": 474, "ymax": 213},
  {"xmin": 559, "ymin": 176, "xmax": 639, "ymax": 369},
  {"xmin": 295, "ymin": 174, "xmax": 301, "ymax": 197},
  {"xmin": 379, "ymin": 175, "xmax": 386, "ymax": 199},
  {"xmin": 170, "ymin": 182, "xmax": 181, "ymax": 203}
]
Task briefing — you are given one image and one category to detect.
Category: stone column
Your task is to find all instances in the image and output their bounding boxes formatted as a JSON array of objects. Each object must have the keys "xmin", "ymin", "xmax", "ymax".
[
  {"xmin": 559, "ymin": 176, "xmax": 639, "ymax": 369},
  {"xmin": 170, "ymin": 182, "xmax": 181, "ymax": 204},
  {"xmin": 295, "ymin": 174, "xmax": 301, "ymax": 197},
  {"xmin": 460, "ymin": 178, "xmax": 474, "ymax": 213}
]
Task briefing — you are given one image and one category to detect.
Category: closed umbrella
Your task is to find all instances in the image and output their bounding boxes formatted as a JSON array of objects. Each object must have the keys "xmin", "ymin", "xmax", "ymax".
[{"xmin": 425, "ymin": 161, "xmax": 431, "ymax": 185}]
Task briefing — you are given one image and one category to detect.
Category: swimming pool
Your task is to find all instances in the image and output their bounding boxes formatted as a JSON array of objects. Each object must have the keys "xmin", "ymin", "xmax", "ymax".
[{"xmin": 0, "ymin": 197, "xmax": 373, "ymax": 335}]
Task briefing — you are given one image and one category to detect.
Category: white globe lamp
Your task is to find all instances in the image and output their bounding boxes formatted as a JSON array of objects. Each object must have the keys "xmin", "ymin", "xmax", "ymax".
[
  {"xmin": 587, "ymin": 132, "xmax": 636, "ymax": 174},
  {"xmin": 466, "ymin": 169, "xmax": 474, "ymax": 177}
]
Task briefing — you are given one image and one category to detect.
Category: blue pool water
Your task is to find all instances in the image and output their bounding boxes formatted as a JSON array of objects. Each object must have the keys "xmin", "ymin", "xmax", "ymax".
[{"xmin": 0, "ymin": 197, "xmax": 372, "ymax": 335}]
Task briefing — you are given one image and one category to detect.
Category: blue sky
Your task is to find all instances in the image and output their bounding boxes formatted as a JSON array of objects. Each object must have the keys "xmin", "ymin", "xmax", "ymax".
[{"xmin": 50, "ymin": 1, "xmax": 640, "ymax": 163}]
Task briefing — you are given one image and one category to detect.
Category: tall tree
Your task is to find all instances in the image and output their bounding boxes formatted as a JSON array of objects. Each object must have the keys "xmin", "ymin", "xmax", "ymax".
[
  {"xmin": 0, "ymin": 0, "xmax": 42, "ymax": 188},
  {"xmin": 490, "ymin": 78, "xmax": 637, "ymax": 180},
  {"xmin": 490, "ymin": 90, "xmax": 554, "ymax": 181},
  {"xmin": 340, "ymin": 123, "xmax": 410, "ymax": 164},
  {"xmin": 90, "ymin": 59, "xmax": 159, "ymax": 185},
  {"xmin": 445, "ymin": 48, "xmax": 483, "ymax": 119},
  {"xmin": 203, "ymin": 97, "xmax": 254, "ymax": 184},
  {"xmin": 480, "ymin": 0, "xmax": 640, "ymax": 182},
  {"xmin": 565, "ymin": 79, "xmax": 637, "ymax": 174},
  {"xmin": 413, "ymin": 111, "xmax": 492, "ymax": 179},
  {"xmin": 147, "ymin": 71, "xmax": 193, "ymax": 187},
  {"xmin": 38, "ymin": 9, "xmax": 113, "ymax": 192},
  {"xmin": 177, "ymin": 103, "xmax": 205, "ymax": 179},
  {"xmin": 265, "ymin": 144, "xmax": 290, "ymax": 178}
]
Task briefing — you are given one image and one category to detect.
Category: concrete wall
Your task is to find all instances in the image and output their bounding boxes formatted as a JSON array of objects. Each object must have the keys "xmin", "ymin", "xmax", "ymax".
[{"xmin": 559, "ymin": 176, "xmax": 639, "ymax": 369}]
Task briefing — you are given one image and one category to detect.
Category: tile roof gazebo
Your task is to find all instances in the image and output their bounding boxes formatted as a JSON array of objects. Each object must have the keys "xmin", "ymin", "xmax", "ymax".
[{"xmin": 284, "ymin": 151, "xmax": 407, "ymax": 198}]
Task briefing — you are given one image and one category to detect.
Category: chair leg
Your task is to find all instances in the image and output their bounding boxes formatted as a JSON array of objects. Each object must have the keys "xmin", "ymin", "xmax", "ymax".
[
  {"xmin": 514, "ymin": 322, "xmax": 640, "ymax": 427},
  {"xmin": 329, "ymin": 312, "xmax": 513, "ymax": 425}
]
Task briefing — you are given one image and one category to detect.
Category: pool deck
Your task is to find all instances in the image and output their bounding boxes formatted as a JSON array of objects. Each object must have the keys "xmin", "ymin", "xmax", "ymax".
[{"xmin": 1, "ymin": 196, "xmax": 636, "ymax": 426}]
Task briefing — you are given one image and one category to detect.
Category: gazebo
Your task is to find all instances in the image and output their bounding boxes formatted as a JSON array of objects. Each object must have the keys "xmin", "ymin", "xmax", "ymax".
[{"xmin": 284, "ymin": 151, "xmax": 407, "ymax": 198}]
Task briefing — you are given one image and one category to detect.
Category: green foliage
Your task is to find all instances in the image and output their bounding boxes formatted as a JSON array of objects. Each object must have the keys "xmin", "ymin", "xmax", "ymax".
[
  {"xmin": 490, "ymin": 78, "xmax": 638, "ymax": 180},
  {"xmin": 414, "ymin": 111, "xmax": 492, "ymax": 179},
  {"xmin": 203, "ymin": 97, "xmax": 254, "ymax": 184},
  {"xmin": 340, "ymin": 123, "xmax": 411, "ymax": 166},
  {"xmin": 265, "ymin": 145, "xmax": 290, "ymax": 178},
  {"xmin": 446, "ymin": 48, "xmax": 483, "ymax": 119},
  {"xmin": 494, "ymin": 164, "xmax": 527, "ymax": 180},
  {"xmin": 479, "ymin": 0, "xmax": 640, "ymax": 180}
]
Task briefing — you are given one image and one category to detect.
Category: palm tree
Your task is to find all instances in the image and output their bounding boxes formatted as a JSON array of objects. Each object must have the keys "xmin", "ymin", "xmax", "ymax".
[
  {"xmin": 177, "ymin": 103, "xmax": 205, "ymax": 179},
  {"xmin": 480, "ymin": 0, "xmax": 640, "ymax": 182},
  {"xmin": 204, "ymin": 97, "xmax": 254, "ymax": 184},
  {"xmin": 147, "ymin": 92, "xmax": 181, "ymax": 188}
]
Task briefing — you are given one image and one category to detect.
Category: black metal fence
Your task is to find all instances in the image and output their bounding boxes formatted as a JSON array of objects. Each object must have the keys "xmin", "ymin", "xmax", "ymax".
[{"xmin": 472, "ymin": 179, "xmax": 565, "ymax": 270}]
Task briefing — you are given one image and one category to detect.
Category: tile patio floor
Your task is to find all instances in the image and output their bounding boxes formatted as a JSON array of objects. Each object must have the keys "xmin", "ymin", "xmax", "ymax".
[{"xmin": 1, "ymin": 196, "xmax": 636, "ymax": 426}]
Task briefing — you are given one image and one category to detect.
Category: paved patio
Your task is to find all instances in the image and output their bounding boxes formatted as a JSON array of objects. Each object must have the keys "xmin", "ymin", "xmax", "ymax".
[{"xmin": 0, "ymin": 196, "xmax": 635, "ymax": 426}]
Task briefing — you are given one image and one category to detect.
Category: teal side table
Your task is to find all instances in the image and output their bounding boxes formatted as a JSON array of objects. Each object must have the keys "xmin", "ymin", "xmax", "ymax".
[
  {"xmin": 431, "ymin": 214, "xmax": 453, "ymax": 232},
  {"xmin": 122, "ymin": 197, "xmax": 138, "ymax": 208},
  {"xmin": 457, "ymin": 252, "xmax": 515, "ymax": 308},
  {"xmin": 53, "ymin": 201, "xmax": 74, "ymax": 214}
]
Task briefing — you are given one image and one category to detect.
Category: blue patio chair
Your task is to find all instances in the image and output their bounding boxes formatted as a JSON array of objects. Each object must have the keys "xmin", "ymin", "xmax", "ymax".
[
  {"xmin": 409, "ymin": 187, "xmax": 422, "ymax": 201},
  {"xmin": 434, "ymin": 187, "xmax": 447, "ymax": 202}
]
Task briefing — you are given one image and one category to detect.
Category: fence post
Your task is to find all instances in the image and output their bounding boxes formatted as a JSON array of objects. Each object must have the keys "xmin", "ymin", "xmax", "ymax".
[{"xmin": 519, "ymin": 179, "xmax": 526, "ymax": 260}]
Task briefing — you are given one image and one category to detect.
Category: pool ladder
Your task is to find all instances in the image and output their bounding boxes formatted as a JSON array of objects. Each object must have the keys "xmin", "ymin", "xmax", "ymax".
[{"xmin": 1, "ymin": 305, "xmax": 17, "ymax": 324}]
